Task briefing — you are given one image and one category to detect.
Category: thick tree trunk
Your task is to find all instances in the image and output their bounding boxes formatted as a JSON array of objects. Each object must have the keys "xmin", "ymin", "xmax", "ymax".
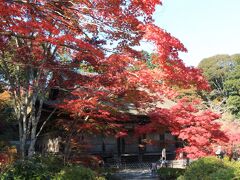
[
  {"xmin": 19, "ymin": 115, "xmax": 28, "ymax": 158},
  {"xmin": 19, "ymin": 122, "xmax": 26, "ymax": 159},
  {"xmin": 16, "ymin": 104, "xmax": 29, "ymax": 159},
  {"xmin": 1, "ymin": 39, "xmax": 56, "ymax": 159},
  {"xmin": 17, "ymin": 110, "xmax": 25, "ymax": 158},
  {"xmin": 28, "ymin": 123, "xmax": 37, "ymax": 157},
  {"xmin": 28, "ymin": 99, "xmax": 43, "ymax": 157}
]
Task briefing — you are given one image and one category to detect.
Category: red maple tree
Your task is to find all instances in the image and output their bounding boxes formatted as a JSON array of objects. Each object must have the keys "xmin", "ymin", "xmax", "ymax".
[
  {"xmin": 0, "ymin": 0, "xmax": 227, "ymax": 159},
  {"xmin": 219, "ymin": 121, "xmax": 240, "ymax": 160},
  {"xmin": 0, "ymin": 0, "xmax": 167, "ymax": 158},
  {"xmin": 141, "ymin": 98, "xmax": 228, "ymax": 158}
]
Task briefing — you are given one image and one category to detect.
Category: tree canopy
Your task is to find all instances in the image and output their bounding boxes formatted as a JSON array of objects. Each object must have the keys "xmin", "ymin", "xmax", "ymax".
[
  {"xmin": 198, "ymin": 54, "xmax": 240, "ymax": 117},
  {"xmin": 0, "ymin": 0, "xmax": 228, "ymax": 159}
]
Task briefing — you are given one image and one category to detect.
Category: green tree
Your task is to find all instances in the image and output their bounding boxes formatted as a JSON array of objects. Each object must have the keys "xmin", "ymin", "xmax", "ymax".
[
  {"xmin": 198, "ymin": 54, "xmax": 240, "ymax": 117},
  {"xmin": 198, "ymin": 54, "xmax": 235, "ymax": 97},
  {"xmin": 224, "ymin": 65, "xmax": 240, "ymax": 95},
  {"xmin": 224, "ymin": 62, "xmax": 240, "ymax": 116}
]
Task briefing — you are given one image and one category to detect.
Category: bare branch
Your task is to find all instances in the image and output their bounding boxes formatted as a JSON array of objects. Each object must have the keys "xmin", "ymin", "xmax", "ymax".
[{"xmin": 36, "ymin": 107, "xmax": 57, "ymax": 138}]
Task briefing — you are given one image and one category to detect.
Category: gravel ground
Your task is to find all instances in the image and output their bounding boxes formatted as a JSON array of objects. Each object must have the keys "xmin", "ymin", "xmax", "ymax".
[{"xmin": 110, "ymin": 168, "xmax": 159, "ymax": 180}]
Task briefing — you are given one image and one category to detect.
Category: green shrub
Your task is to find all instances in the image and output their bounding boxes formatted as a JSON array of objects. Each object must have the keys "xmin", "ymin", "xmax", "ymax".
[
  {"xmin": 224, "ymin": 160, "xmax": 240, "ymax": 179},
  {"xmin": 32, "ymin": 154, "xmax": 64, "ymax": 173},
  {"xmin": 183, "ymin": 156, "xmax": 225, "ymax": 179},
  {"xmin": 54, "ymin": 165, "xmax": 97, "ymax": 180},
  {"xmin": 1, "ymin": 159, "xmax": 51, "ymax": 180},
  {"xmin": 0, "ymin": 154, "xmax": 63, "ymax": 180},
  {"xmin": 1, "ymin": 154, "xmax": 106, "ymax": 180},
  {"xmin": 207, "ymin": 168, "xmax": 236, "ymax": 180},
  {"xmin": 181, "ymin": 156, "xmax": 240, "ymax": 180},
  {"xmin": 157, "ymin": 167, "xmax": 185, "ymax": 179}
]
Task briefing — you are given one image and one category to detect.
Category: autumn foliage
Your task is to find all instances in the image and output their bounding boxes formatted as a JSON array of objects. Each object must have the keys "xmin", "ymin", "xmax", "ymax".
[
  {"xmin": 219, "ymin": 121, "xmax": 240, "ymax": 158},
  {"xmin": 0, "ymin": 0, "xmax": 228, "ymax": 159},
  {"xmin": 139, "ymin": 98, "xmax": 227, "ymax": 158}
]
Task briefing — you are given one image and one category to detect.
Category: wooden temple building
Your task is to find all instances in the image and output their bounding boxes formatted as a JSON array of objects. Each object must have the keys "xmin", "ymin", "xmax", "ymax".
[{"xmin": 36, "ymin": 90, "xmax": 180, "ymax": 163}]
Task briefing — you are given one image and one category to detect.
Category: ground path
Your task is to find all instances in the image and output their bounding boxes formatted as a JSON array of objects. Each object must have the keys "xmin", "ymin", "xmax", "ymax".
[
  {"xmin": 108, "ymin": 160, "xmax": 187, "ymax": 179},
  {"xmin": 111, "ymin": 168, "xmax": 159, "ymax": 180}
]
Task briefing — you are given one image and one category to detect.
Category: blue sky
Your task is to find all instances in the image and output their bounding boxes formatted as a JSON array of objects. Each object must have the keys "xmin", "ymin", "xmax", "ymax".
[{"xmin": 152, "ymin": 0, "xmax": 240, "ymax": 67}]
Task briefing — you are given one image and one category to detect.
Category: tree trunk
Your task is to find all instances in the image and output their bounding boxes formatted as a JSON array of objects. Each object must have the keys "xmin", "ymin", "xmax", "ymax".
[
  {"xmin": 18, "ymin": 104, "xmax": 28, "ymax": 159},
  {"xmin": 0, "ymin": 38, "xmax": 55, "ymax": 159},
  {"xmin": 19, "ymin": 121, "xmax": 25, "ymax": 159},
  {"xmin": 64, "ymin": 118, "xmax": 80, "ymax": 164},
  {"xmin": 28, "ymin": 99, "xmax": 43, "ymax": 157},
  {"xmin": 28, "ymin": 123, "xmax": 37, "ymax": 157},
  {"xmin": 64, "ymin": 126, "xmax": 75, "ymax": 163},
  {"xmin": 63, "ymin": 116, "xmax": 88, "ymax": 164}
]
